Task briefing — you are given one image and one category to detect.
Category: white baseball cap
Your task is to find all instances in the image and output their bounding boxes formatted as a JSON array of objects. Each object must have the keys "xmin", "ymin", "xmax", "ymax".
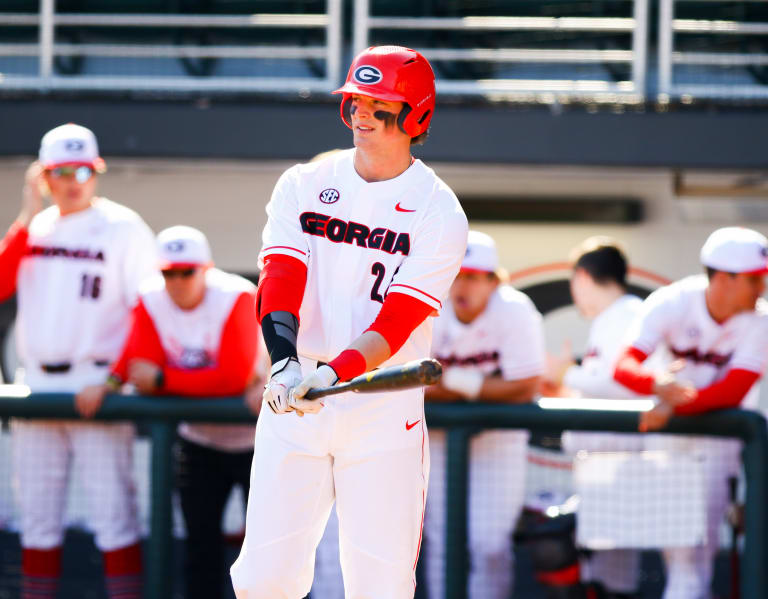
[
  {"xmin": 700, "ymin": 227, "xmax": 768, "ymax": 274},
  {"xmin": 461, "ymin": 230, "xmax": 499, "ymax": 274},
  {"xmin": 157, "ymin": 226, "xmax": 213, "ymax": 270},
  {"xmin": 39, "ymin": 123, "xmax": 106, "ymax": 172}
]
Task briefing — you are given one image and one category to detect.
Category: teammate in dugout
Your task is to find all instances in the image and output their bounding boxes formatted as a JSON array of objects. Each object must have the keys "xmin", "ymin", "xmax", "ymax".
[
  {"xmin": 545, "ymin": 237, "xmax": 648, "ymax": 599},
  {"xmin": 424, "ymin": 231, "xmax": 546, "ymax": 599},
  {"xmin": 1, "ymin": 124, "xmax": 157, "ymax": 599},
  {"xmin": 613, "ymin": 226, "xmax": 768, "ymax": 599},
  {"xmin": 79, "ymin": 225, "xmax": 262, "ymax": 599},
  {"xmin": 229, "ymin": 45, "xmax": 468, "ymax": 598}
]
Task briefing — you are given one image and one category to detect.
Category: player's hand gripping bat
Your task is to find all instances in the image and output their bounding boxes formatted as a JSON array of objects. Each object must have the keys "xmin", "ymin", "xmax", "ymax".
[{"xmin": 303, "ymin": 358, "xmax": 442, "ymax": 400}]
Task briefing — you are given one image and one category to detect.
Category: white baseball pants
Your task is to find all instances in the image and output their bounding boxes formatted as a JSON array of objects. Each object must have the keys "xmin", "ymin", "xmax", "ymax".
[
  {"xmin": 230, "ymin": 377, "xmax": 428, "ymax": 599},
  {"xmin": 645, "ymin": 434, "xmax": 740, "ymax": 599},
  {"xmin": 562, "ymin": 431, "xmax": 644, "ymax": 594},
  {"xmin": 12, "ymin": 363, "xmax": 140, "ymax": 551}
]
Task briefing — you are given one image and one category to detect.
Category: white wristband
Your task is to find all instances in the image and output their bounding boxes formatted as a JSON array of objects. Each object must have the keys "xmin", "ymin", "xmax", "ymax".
[{"xmin": 442, "ymin": 368, "xmax": 485, "ymax": 400}]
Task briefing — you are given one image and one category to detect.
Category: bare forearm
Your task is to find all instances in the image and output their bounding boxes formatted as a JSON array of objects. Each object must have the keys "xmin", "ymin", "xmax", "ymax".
[
  {"xmin": 348, "ymin": 330, "xmax": 391, "ymax": 371},
  {"xmin": 424, "ymin": 383, "xmax": 464, "ymax": 402},
  {"xmin": 478, "ymin": 375, "xmax": 540, "ymax": 403}
]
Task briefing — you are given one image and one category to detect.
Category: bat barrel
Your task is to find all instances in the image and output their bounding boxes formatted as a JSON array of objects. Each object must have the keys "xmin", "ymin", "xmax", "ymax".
[{"xmin": 303, "ymin": 358, "xmax": 442, "ymax": 400}]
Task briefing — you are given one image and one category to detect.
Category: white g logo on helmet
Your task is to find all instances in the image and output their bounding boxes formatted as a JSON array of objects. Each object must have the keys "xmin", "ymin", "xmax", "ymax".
[{"xmin": 353, "ymin": 65, "xmax": 383, "ymax": 85}]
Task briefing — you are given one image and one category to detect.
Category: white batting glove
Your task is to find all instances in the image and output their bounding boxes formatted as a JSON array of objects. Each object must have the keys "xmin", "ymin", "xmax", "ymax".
[
  {"xmin": 289, "ymin": 365, "xmax": 338, "ymax": 416},
  {"xmin": 442, "ymin": 367, "xmax": 485, "ymax": 401},
  {"xmin": 263, "ymin": 357, "xmax": 303, "ymax": 415}
]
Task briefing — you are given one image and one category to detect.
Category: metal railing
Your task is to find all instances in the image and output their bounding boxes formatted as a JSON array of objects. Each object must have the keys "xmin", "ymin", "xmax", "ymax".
[
  {"xmin": 0, "ymin": 0, "xmax": 342, "ymax": 92},
  {"xmin": 353, "ymin": 0, "xmax": 648, "ymax": 101},
  {"xmin": 659, "ymin": 0, "xmax": 768, "ymax": 99},
  {"xmin": 0, "ymin": 391, "xmax": 766, "ymax": 599}
]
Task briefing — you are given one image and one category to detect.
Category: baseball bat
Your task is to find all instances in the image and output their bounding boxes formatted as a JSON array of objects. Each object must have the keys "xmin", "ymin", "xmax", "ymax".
[{"xmin": 304, "ymin": 358, "xmax": 442, "ymax": 400}]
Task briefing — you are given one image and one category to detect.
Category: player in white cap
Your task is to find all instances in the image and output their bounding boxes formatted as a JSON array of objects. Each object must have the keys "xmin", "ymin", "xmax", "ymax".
[
  {"xmin": 0, "ymin": 123, "xmax": 157, "ymax": 598},
  {"xmin": 424, "ymin": 231, "xmax": 545, "ymax": 599},
  {"xmin": 230, "ymin": 46, "xmax": 468, "ymax": 599},
  {"xmin": 614, "ymin": 226, "xmax": 768, "ymax": 599},
  {"xmin": 80, "ymin": 225, "xmax": 262, "ymax": 599}
]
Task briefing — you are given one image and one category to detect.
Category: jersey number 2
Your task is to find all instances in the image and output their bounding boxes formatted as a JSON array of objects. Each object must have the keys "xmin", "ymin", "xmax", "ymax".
[
  {"xmin": 370, "ymin": 262, "xmax": 400, "ymax": 304},
  {"xmin": 81, "ymin": 274, "xmax": 102, "ymax": 300}
]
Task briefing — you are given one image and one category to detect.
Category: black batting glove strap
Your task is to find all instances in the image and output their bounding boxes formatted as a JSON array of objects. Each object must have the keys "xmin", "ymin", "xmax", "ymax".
[{"xmin": 261, "ymin": 310, "xmax": 299, "ymax": 365}]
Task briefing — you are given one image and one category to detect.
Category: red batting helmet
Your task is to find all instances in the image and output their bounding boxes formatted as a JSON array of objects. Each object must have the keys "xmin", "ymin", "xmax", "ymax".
[{"xmin": 333, "ymin": 45, "xmax": 436, "ymax": 138}]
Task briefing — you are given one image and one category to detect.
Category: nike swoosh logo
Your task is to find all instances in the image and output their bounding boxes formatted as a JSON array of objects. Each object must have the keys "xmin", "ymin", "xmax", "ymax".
[
  {"xmin": 395, "ymin": 202, "xmax": 416, "ymax": 213},
  {"xmin": 405, "ymin": 419, "xmax": 421, "ymax": 431}
]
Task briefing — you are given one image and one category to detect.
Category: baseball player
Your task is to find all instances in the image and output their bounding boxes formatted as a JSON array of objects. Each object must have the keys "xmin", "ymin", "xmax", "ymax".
[
  {"xmin": 80, "ymin": 225, "xmax": 261, "ymax": 599},
  {"xmin": 613, "ymin": 226, "xmax": 768, "ymax": 599},
  {"xmin": 1, "ymin": 124, "xmax": 157, "ymax": 599},
  {"xmin": 546, "ymin": 237, "xmax": 646, "ymax": 598},
  {"xmin": 424, "ymin": 231, "xmax": 545, "ymax": 599},
  {"xmin": 230, "ymin": 45, "xmax": 468, "ymax": 599}
]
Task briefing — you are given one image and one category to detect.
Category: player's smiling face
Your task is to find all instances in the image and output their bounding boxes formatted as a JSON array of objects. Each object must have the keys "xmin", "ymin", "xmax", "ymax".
[{"xmin": 350, "ymin": 95, "xmax": 409, "ymax": 147}]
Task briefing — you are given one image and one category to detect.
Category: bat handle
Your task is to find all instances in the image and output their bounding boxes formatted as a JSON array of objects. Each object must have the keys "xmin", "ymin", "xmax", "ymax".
[{"xmin": 304, "ymin": 382, "xmax": 350, "ymax": 400}]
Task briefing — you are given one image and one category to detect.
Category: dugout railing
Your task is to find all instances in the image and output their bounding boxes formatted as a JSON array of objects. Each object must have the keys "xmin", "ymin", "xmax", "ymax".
[
  {"xmin": 0, "ymin": 0, "xmax": 343, "ymax": 92},
  {"xmin": 0, "ymin": 391, "xmax": 766, "ymax": 599},
  {"xmin": 658, "ymin": 0, "xmax": 768, "ymax": 100},
  {"xmin": 353, "ymin": 0, "xmax": 649, "ymax": 102}
]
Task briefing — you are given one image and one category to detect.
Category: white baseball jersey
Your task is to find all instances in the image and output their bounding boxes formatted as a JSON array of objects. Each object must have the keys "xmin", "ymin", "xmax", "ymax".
[
  {"xmin": 626, "ymin": 275, "xmax": 768, "ymax": 399},
  {"xmin": 561, "ymin": 293, "xmax": 649, "ymax": 453},
  {"xmin": 564, "ymin": 294, "xmax": 646, "ymax": 399},
  {"xmin": 259, "ymin": 148, "xmax": 468, "ymax": 364},
  {"xmin": 16, "ymin": 198, "xmax": 157, "ymax": 368},
  {"xmin": 432, "ymin": 284, "xmax": 546, "ymax": 381},
  {"xmin": 140, "ymin": 268, "xmax": 257, "ymax": 452}
]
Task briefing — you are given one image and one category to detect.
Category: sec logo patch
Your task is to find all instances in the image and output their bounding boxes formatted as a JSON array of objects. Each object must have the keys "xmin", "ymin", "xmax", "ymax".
[{"xmin": 319, "ymin": 188, "xmax": 340, "ymax": 204}]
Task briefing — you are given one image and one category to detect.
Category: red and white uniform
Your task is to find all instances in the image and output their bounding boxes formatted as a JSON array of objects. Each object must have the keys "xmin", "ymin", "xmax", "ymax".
[
  {"xmin": 231, "ymin": 148, "xmax": 468, "ymax": 598},
  {"xmin": 623, "ymin": 275, "xmax": 768, "ymax": 599},
  {"xmin": 111, "ymin": 268, "xmax": 258, "ymax": 450},
  {"xmin": 7, "ymin": 198, "xmax": 156, "ymax": 552},
  {"xmin": 426, "ymin": 285, "xmax": 545, "ymax": 599}
]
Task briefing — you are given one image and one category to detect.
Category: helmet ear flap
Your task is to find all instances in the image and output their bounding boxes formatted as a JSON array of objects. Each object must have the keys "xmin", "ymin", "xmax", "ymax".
[
  {"xmin": 397, "ymin": 104, "xmax": 413, "ymax": 136},
  {"xmin": 340, "ymin": 96, "xmax": 353, "ymax": 130}
]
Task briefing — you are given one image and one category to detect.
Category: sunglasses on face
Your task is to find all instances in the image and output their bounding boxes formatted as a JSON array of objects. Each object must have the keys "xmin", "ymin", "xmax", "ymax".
[
  {"xmin": 161, "ymin": 268, "xmax": 197, "ymax": 279},
  {"xmin": 49, "ymin": 166, "xmax": 94, "ymax": 184}
]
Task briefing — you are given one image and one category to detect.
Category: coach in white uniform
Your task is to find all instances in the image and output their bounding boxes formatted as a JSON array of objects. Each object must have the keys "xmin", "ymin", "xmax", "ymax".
[
  {"xmin": 614, "ymin": 227, "xmax": 768, "ymax": 599},
  {"xmin": 546, "ymin": 237, "xmax": 647, "ymax": 598},
  {"xmin": 2, "ymin": 124, "xmax": 157, "ymax": 599},
  {"xmin": 230, "ymin": 46, "xmax": 468, "ymax": 599},
  {"xmin": 425, "ymin": 231, "xmax": 545, "ymax": 599}
]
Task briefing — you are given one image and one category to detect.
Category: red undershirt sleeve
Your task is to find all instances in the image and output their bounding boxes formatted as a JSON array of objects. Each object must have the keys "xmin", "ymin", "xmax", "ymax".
[
  {"xmin": 613, "ymin": 346, "xmax": 654, "ymax": 395},
  {"xmin": 0, "ymin": 221, "xmax": 30, "ymax": 302},
  {"xmin": 366, "ymin": 292, "xmax": 435, "ymax": 356},
  {"xmin": 162, "ymin": 291, "xmax": 259, "ymax": 396},
  {"xmin": 675, "ymin": 369, "xmax": 760, "ymax": 415},
  {"xmin": 111, "ymin": 300, "xmax": 167, "ymax": 382},
  {"xmin": 255, "ymin": 253, "xmax": 307, "ymax": 322}
]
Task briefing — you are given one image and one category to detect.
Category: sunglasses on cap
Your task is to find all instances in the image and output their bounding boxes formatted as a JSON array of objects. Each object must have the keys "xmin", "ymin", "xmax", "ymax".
[
  {"xmin": 49, "ymin": 165, "xmax": 95, "ymax": 184},
  {"xmin": 161, "ymin": 267, "xmax": 197, "ymax": 279}
]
